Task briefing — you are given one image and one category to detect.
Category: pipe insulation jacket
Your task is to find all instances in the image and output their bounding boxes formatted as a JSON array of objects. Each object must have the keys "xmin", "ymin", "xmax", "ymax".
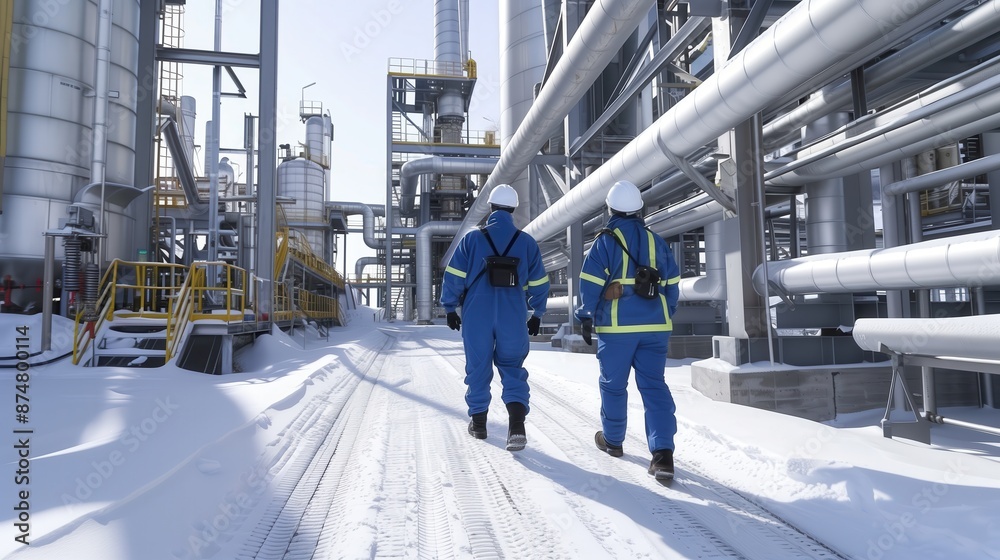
[
  {"xmin": 417, "ymin": 222, "xmax": 463, "ymax": 322},
  {"xmin": 519, "ymin": 0, "xmax": 940, "ymax": 245},
  {"xmin": 768, "ymin": 64, "xmax": 1000, "ymax": 186},
  {"xmin": 853, "ymin": 315, "xmax": 1000, "ymax": 362},
  {"xmin": 754, "ymin": 230, "xmax": 1000, "ymax": 296},
  {"xmin": 398, "ymin": 157, "xmax": 498, "ymax": 217},
  {"xmin": 325, "ymin": 202, "xmax": 385, "ymax": 250},
  {"xmin": 445, "ymin": 0, "xmax": 656, "ymax": 260},
  {"xmin": 762, "ymin": 0, "xmax": 1000, "ymax": 149}
]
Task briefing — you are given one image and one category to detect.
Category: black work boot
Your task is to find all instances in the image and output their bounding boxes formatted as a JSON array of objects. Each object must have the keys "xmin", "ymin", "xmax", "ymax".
[
  {"xmin": 648, "ymin": 448, "xmax": 674, "ymax": 482},
  {"xmin": 594, "ymin": 431, "xmax": 624, "ymax": 457},
  {"xmin": 468, "ymin": 411, "xmax": 488, "ymax": 439},
  {"xmin": 505, "ymin": 402, "xmax": 527, "ymax": 451}
]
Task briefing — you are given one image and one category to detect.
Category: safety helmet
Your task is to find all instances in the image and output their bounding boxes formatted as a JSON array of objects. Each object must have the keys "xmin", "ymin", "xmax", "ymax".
[
  {"xmin": 487, "ymin": 184, "xmax": 518, "ymax": 209},
  {"xmin": 606, "ymin": 180, "xmax": 643, "ymax": 213}
]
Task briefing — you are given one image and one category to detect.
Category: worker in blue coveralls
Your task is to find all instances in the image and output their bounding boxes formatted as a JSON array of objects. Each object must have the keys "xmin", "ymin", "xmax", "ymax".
[
  {"xmin": 576, "ymin": 180, "xmax": 681, "ymax": 481},
  {"xmin": 441, "ymin": 184, "xmax": 550, "ymax": 452}
]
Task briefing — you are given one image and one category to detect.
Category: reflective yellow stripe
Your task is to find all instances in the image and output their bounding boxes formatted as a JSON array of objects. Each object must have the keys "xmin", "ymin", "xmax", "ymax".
[
  {"xmin": 580, "ymin": 271, "xmax": 605, "ymax": 286},
  {"xmin": 445, "ymin": 266, "xmax": 467, "ymax": 278},
  {"xmin": 611, "ymin": 296, "xmax": 619, "ymax": 328},
  {"xmin": 595, "ymin": 323, "xmax": 672, "ymax": 333},
  {"xmin": 660, "ymin": 292, "xmax": 670, "ymax": 320},
  {"xmin": 618, "ymin": 278, "xmax": 635, "ymax": 285},
  {"xmin": 527, "ymin": 274, "xmax": 549, "ymax": 287},
  {"xmin": 612, "ymin": 229, "xmax": 629, "ymax": 280},
  {"xmin": 666, "ymin": 276, "xmax": 680, "ymax": 285},
  {"xmin": 646, "ymin": 229, "xmax": 656, "ymax": 268}
]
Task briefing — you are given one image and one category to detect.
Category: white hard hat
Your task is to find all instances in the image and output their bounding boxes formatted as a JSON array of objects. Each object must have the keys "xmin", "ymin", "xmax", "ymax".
[
  {"xmin": 606, "ymin": 180, "xmax": 643, "ymax": 213},
  {"xmin": 487, "ymin": 184, "xmax": 518, "ymax": 209}
]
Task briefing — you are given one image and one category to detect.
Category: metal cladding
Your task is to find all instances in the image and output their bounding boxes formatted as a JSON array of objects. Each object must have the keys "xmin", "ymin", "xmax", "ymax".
[
  {"xmin": 1, "ymin": 0, "xmax": 141, "ymax": 283},
  {"xmin": 448, "ymin": 0, "xmax": 652, "ymax": 249},
  {"xmin": 305, "ymin": 116, "xmax": 332, "ymax": 169},
  {"xmin": 398, "ymin": 156, "xmax": 499, "ymax": 217},
  {"xmin": 767, "ymin": 64, "xmax": 1000, "ymax": 187},
  {"xmin": 520, "ymin": 0, "xmax": 933, "ymax": 246},
  {"xmin": 180, "ymin": 96, "xmax": 197, "ymax": 171},
  {"xmin": 762, "ymin": 0, "xmax": 1000, "ymax": 149},
  {"xmin": 853, "ymin": 315, "xmax": 1000, "ymax": 361},
  {"xmin": 277, "ymin": 159, "xmax": 327, "ymax": 255},
  {"xmin": 753, "ymin": 231, "xmax": 1000, "ymax": 296},
  {"xmin": 677, "ymin": 220, "xmax": 726, "ymax": 302},
  {"xmin": 416, "ymin": 221, "xmax": 462, "ymax": 322},
  {"xmin": 325, "ymin": 202, "xmax": 385, "ymax": 249},
  {"xmin": 434, "ymin": 0, "xmax": 464, "ymax": 120}
]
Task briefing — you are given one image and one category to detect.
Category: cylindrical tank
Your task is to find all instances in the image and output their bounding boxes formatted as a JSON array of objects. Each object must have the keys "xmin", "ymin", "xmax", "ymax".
[
  {"xmin": 277, "ymin": 159, "xmax": 326, "ymax": 256},
  {"xmin": 0, "ymin": 0, "xmax": 141, "ymax": 309},
  {"xmin": 305, "ymin": 116, "xmax": 330, "ymax": 169}
]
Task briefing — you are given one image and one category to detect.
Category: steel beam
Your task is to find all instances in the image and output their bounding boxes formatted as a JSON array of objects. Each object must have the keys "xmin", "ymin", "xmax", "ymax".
[{"xmin": 156, "ymin": 46, "xmax": 260, "ymax": 68}]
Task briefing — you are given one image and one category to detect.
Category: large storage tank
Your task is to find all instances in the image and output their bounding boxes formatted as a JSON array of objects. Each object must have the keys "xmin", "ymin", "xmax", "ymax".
[
  {"xmin": 0, "ymin": 0, "xmax": 141, "ymax": 309},
  {"xmin": 277, "ymin": 158, "xmax": 326, "ymax": 256}
]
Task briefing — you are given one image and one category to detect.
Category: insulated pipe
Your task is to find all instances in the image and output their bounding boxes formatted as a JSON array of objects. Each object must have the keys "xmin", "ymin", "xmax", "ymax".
[
  {"xmin": 853, "ymin": 315, "xmax": 1000, "ymax": 363},
  {"xmin": 92, "ymin": 0, "xmax": 113, "ymax": 245},
  {"xmin": 763, "ymin": 0, "xmax": 1000, "ymax": 149},
  {"xmin": 678, "ymin": 219, "xmax": 726, "ymax": 301},
  {"xmin": 768, "ymin": 65, "xmax": 1000, "ymax": 186},
  {"xmin": 354, "ymin": 256, "xmax": 382, "ymax": 281},
  {"xmin": 753, "ymin": 230, "xmax": 1000, "ymax": 296},
  {"xmin": 883, "ymin": 152, "xmax": 1000, "ymax": 197},
  {"xmin": 447, "ymin": 0, "xmax": 655, "ymax": 251},
  {"xmin": 770, "ymin": 87, "xmax": 1000, "ymax": 186},
  {"xmin": 325, "ymin": 202, "xmax": 385, "ymax": 249},
  {"xmin": 417, "ymin": 222, "xmax": 463, "ymax": 322},
  {"xmin": 398, "ymin": 157, "xmax": 498, "ymax": 217},
  {"xmin": 647, "ymin": 201, "xmax": 725, "ymax": 239},
  {"xmin": 522, "ymin": 0, "xmax": 928, "ymax": 245}
]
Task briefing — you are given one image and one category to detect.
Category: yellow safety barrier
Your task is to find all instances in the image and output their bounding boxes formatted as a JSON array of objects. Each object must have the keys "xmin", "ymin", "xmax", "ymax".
[{"xmin": 72, "ymin": 260, "xmax": 187, "ymax": 364}]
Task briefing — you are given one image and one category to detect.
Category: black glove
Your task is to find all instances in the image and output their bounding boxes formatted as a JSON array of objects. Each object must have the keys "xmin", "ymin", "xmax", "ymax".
[
  {"xmin": 527, "ymin": 315, "xmax": 541, "ymax": 336},
  {"xmin": 447, "ymin": 311, "xmax": 461, "ymax": 331},
  {"xmin": 581, "ymin": 318, "xmax": 593, "ymax": 346}
]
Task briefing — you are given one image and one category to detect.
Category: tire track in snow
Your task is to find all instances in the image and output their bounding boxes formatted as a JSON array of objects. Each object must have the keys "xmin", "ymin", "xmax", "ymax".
[
  {"xmin": 529, "ymin": 365, "xmax": 844, "ymax": 559},
  {"xmin": 525, "ymin": 379, "xmax": 743, "ymax": 559},
  {"xmin": 234, "ymin": 335, "xmax": 393, "ymax": 560},
  {"xmin": 428, "ymin": 348, "xmax": 586, "ymax": 559}
]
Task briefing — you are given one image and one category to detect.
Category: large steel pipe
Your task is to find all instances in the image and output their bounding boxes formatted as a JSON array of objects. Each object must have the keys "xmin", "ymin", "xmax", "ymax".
[
  {"xmin": 446, "ymin": 0, "xmax": 655, "ymax": 258},
  {"xmin": 522, "ymin": 0, "xmax": 931, "ymax": 245},
  {"xmin": 398, "ymin": 157, "xmax": 498, "ymax": 217},
  {"xmin": 754, "ymin": 231, "xmax": 1000, "ymax": 296}
]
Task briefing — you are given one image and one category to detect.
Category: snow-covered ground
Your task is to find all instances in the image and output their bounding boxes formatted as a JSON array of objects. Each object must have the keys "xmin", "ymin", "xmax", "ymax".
[{"xmin": 2, "ymin": 311, "xmax": 1000, "ymax": 559}]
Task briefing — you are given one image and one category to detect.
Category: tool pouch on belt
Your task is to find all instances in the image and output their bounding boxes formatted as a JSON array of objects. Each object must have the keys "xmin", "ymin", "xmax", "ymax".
[
  {"xmin": 481, "ymin": 228, "xmax": 521, "ymax": 288},
  {"xmin": 601, "ymin": 228, "xmax": 660, "ymax": 300}
]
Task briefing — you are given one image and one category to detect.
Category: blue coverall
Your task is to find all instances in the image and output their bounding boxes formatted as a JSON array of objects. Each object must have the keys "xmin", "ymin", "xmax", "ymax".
[
  {"xmin": 441, "ymin": 210, "xmax": 550, "ymax": 416},
  {"xmin": 575, "ymin": 214, "xmax": 681, "ymax": 453}
]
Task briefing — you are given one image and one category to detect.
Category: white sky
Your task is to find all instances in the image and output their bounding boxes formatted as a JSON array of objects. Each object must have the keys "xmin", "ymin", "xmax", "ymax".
[
  {"xmin": 4, "ymin": 312, "xmax": 1000, "ymax": 559},
  {"xmin": 177, "ymin": 1, "xmax": 502, "ymax": 269}
]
